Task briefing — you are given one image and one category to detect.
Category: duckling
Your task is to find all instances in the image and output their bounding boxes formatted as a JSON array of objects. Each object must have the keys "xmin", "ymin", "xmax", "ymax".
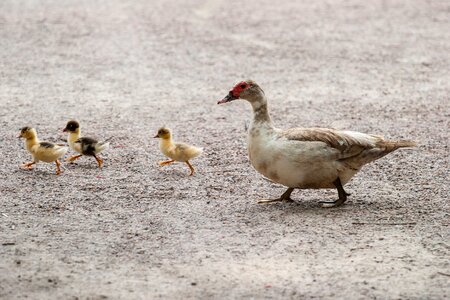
[
  {"xmin": 63, "ymin": 120, "xmax": 109, "ymax": 168},
  {"xmin": 218, "ymin": 80, "xmax": 416, "ymax": 207},
  {"xmin": 154, "ymin": 127, "xmax": 203, "ymax": 176},
  {"xmin": 18, "ymin": 126, "xmax": 68, "ymax": 175}
]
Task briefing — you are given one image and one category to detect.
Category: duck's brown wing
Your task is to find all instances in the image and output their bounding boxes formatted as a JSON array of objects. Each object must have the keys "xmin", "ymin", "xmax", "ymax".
[
  {"xmin": 281, "ymin": 127, "xmax": 416, "ymax": 168},
  {"xmin": 280, "ymin": 127, "xmax": 382, "ymax": 159}
]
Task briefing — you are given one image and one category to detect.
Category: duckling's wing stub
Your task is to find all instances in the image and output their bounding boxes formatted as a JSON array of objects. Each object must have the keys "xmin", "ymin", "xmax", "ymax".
[
  {"xmin": 174, "ymin": 142, "xmax": 203, "ymax": 161},
  {"xmin": 175, "ymin": 143, "xmax": 189, "ymax": 151},
  {"xmin": 76, "ymin": 137, "xmax": 98, "ymax": 156},
  {"xmin": 39, "ymin": 142, "xmax": 55, "ymax": 148}
]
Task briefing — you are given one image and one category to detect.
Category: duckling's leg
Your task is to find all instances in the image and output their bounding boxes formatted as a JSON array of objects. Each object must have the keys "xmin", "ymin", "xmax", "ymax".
[
  {"xmin": 159, "ymin": 159, "xmax": 175, "ymax": 166},
  {"xmin": 66, "ymin": 154, "xmax": 82, "ymax": 162},
  {"xmin": 94, "ymin": 155, "xmax": 103, "ymax": 168},
  {"xmin": 186, "ymin": 161, "xmax": 195, "ymax": 176},
  {"xmin": 55, "ymin": 160, "xmax": 62, "ymax": 175},
  {"xmin": 258, "ymin": 188, "xmax": 295, "ymax": 204},
  {"xmin": 21, "ymin": 162, "xmax": 36, "ymax": 170},
  {"xmin": 320, "ymin": 178, "xmax": 350, "ymax": 208}
]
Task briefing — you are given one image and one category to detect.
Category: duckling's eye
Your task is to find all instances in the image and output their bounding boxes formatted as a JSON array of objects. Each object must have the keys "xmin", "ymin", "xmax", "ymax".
[{"xmin": 240, "ymin": 84, "xmax": 247, "ymax": 89}]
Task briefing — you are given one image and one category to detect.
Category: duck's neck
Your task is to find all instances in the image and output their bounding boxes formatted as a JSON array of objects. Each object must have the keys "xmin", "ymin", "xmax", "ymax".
[
  {"xmin": 68, "ymin": 130, "xmax": 81, "ymax": 144},
  {"xmin": 25, "ymin": 136, "xmax": 39, "ymax": 151},
  {"xmin": 160, "ymin": 137, "xmax": 174, "ymax": 149},
  {"xmin": 250, "ymin": 96, "xmax": 273, "ymax": 128}
]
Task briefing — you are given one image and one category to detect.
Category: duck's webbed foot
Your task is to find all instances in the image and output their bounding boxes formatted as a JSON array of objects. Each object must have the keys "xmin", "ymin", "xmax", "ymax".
[
  {"xmin": 258, "ymin": 188, "xmax": 295, "ymax": 204},
  {"xmin": 320, "ymin": 178, "xmax": 350, "ymax": 208}
]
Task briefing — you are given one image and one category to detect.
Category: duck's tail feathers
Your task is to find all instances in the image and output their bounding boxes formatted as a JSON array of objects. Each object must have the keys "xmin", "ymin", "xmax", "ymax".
[
  {"xmin": 342, "ymin": 139, "xmax": 416, "ymax": 169},
  {"xmin": 396, "ymin": 140, "xmax": 417, "ymax": 148},
  {"xmin": 379, "ymin": 139, "xmax": 417, "ymax": 152}
]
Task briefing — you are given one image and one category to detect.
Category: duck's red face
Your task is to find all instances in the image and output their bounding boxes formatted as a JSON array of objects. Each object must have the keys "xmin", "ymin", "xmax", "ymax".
[{"xmin": 218, "ymin": 81, "xmax": 250, "ymax": 104}]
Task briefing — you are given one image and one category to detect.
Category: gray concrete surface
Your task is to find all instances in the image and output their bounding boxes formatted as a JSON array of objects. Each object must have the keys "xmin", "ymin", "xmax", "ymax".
[{"xmin": 0, "ymin": 0, "xmax": 449, "ymax": 299}]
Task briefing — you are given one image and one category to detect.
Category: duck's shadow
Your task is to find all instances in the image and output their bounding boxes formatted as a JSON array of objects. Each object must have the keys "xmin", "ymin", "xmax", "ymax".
[{"xmin": 245, "ymin": 198, "xmax": 358, "ymax": 216}]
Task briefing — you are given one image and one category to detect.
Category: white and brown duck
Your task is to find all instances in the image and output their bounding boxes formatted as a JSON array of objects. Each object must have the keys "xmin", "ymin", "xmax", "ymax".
[
  {"xmin": 63, "ymin": 120, "xmax": 110, "ymax": 168},
  {"xmin": 18, "ymin": 126, "xmax": 68, "ymax": 175},
  {"xmin": 218, "ymin": 80, "xmax": 416, "ymax": 207}
]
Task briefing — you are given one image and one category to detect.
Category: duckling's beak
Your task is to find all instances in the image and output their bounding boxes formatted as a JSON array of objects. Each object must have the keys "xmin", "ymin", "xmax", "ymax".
[
  {"xmin": 218, "ymin": 91, "xmax": 238, "ymax": 104},
  {"xmin": 17, "ymin": 133, "xmax": 22, "ymax": 138},
  {"xmin": 153, "ymin": 134, "xmax": 159, "ymax": 138},
  {"xmin": 62, "ymin": 128, "xmax": 68, "ymax": 132}
]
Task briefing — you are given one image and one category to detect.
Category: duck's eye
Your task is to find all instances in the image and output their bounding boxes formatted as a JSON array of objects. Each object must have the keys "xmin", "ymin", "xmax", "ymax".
[{"xmin": 240, "ymin": 84, "xmax": 247, "ymax": 89}]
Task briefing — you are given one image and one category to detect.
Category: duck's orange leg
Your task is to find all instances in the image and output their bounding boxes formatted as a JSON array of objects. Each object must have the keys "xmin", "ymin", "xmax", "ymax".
[
  {"xmin": 66, "ymin": 154, "xmax": 82, "ymax": 162},
  {"xmin": 159, "ymin": 159, "xmax": 175, "ymax": 166},
  {"xmin": 94, "ymin": 155, "xmax": 103, "ymax": 168},
  {"xmin": 185, "ymin": 161, "xmax": 195, "ymax": 176},
  {"xmin": 21, "ymin": 161, "xmax": 35, "ymax": 170},
  {"xmin": 55, "ymin": 160, "xmax": 62, "ymax": 175}
]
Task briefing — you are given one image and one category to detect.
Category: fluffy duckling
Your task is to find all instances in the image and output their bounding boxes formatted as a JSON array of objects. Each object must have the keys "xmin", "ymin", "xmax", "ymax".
[
  {"xmin": 218, "ymin": 80, "xmax": 416, "ymax": 207},
  {"xmin": 63, "ymin": 120, "xmax": 109, "ymax": 168},
  {"xmin": 154, "ymin": 127, "xmax": 203, "ymax": 176},
  {"xmin": 18, "ymin": 127, "xmax": 68, "ymax": 175}
]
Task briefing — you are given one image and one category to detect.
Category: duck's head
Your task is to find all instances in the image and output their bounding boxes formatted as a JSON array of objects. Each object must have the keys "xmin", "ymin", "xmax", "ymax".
[
  {"xmin": 18, "ymin": 126, "xmax": 37, "ymax": 139},
  {"xmin": 154, "ymin": 127, "xmax": 171, "ymax": 139},
  {"xmin": 63, "ymin": 120, "xmax": 80, "ymax": 133},
  {"xmin": 218, "ymin": 80, "xmax": 265, "ymax": 105}
]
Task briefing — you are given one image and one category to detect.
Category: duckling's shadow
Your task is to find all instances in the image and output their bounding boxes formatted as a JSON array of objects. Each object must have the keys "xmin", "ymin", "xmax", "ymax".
[
  {"xmin": 63, "ymin": 162, "xmax": 102, "ymax": 171},
  {"xmin": 15, "ymin": 168, "xmax": 60, "ymax": 178},
  {"xmin": 156, "ymin": 168, "xmax": 192, "ymax": 179}
]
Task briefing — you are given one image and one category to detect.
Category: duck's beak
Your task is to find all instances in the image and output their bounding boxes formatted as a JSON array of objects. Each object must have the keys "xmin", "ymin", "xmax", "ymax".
[
  {"xmin": 217, "ymin": 91, "xmax": 238, "ymax": 104},
  {"xmin": 62, "ymin": 128, "xmax": 68, "ymax": 132},
  {"xmin": 153, "ymin": 134, "xmax": 159, "ymax": 138}
]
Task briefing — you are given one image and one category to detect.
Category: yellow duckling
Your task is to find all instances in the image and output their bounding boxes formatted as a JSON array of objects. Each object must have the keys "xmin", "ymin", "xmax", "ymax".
[
  {"xmin": 154, "ymin": 127, "xmax": 203, "ymax": 176},
  {"xmin": 63, "ymin": 120, "xmax": 110, "ymax": 168},
  {"xmin": 18, "ymin": 126, "xmax": 68, "ymax": 175}
]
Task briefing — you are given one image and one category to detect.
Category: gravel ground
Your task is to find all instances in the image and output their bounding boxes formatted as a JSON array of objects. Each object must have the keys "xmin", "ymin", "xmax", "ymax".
[{"xmin": 0, "ymin": 0, "xmax": 449, "ymax": 299}]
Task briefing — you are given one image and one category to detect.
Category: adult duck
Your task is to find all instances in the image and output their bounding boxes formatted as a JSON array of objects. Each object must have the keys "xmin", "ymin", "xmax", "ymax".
[{"xmin": 218, "ymin": 80, "xmax": 416, "ymax": 207}]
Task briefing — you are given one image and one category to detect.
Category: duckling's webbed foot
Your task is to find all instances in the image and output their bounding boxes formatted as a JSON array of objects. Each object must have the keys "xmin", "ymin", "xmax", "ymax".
[
  {"xmin": 55, "ymin": 160, "xmax": 62, "ymax": 175},
  {"xmin": 21, "ymin": 162, "xmax": 35, "ymax": 170},
  {"xmin": 320, "ymin": 178, "xmax": 350, "ymax": 208},
  {"xmin": 186, "ymin": 161, "xmax": 195, "ymax": 176},
  {"xmin": 66, "ymin": 154, "xmax": 82, "ymax": 162},
  {"xmin": 94, "ymin": 155, "xmax": 103, "ymax": 168},
  {"xmin": 158, "ymin": 159, "xmax": 175, "ymax": 166},
  {"xmin": 258, "ymin": 188, "xmax": 295, "ymax": 204}
]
